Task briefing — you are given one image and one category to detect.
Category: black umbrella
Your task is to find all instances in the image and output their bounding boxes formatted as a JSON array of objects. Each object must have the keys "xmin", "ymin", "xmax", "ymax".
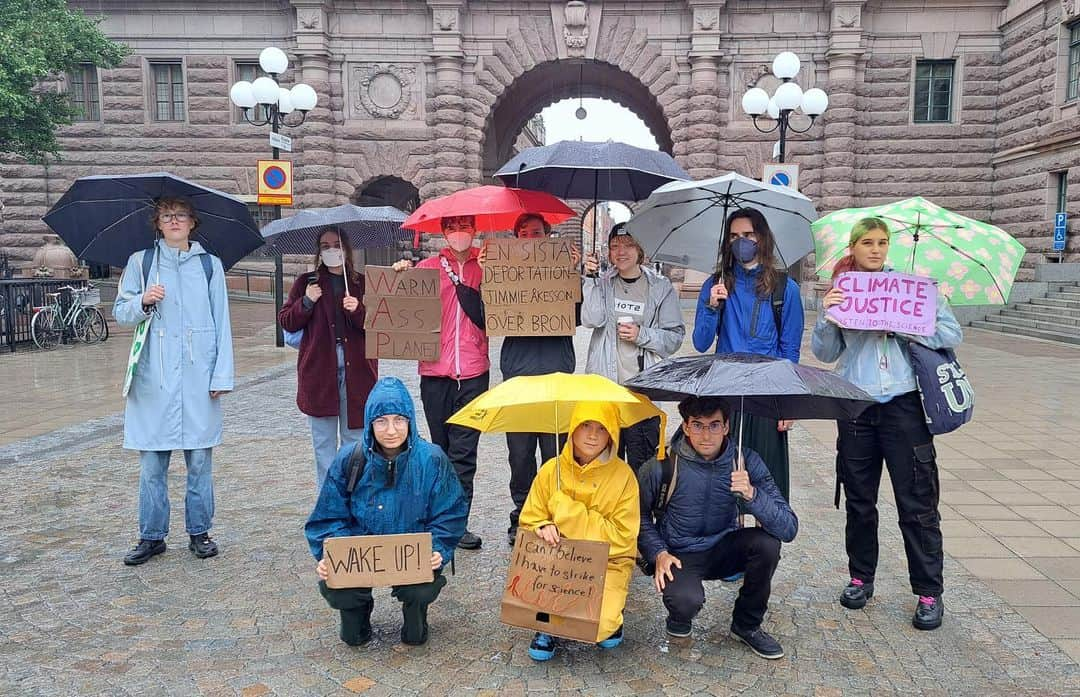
[
  {"xmin": 42, "ymin": 172, "xmax": 262, "ymax": 270},
  {"xmin": 494, "ymin": 140, "xmax": 689, "ymax": 250},
  {"xmin": 624, "ymin": 353, "xmax": 875, "ymax": 422},
  {"xmin": 259, "ymin": 204, "xmax": 410, "ymax": 255}
]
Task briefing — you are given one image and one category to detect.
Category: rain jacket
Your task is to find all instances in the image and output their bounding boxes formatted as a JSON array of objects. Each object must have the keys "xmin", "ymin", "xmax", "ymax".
[
  {"xmin": 416, "ymin": 247, "xmax": 489, "ymax": 380},
  {"xmin": 692, "ymin": 267, "xmax": 804, "ymax": 362},
  {"xmin": 637, "ymin": 431, "xmax": 798, "ymax": 564},
  {"xmin": 113, "ymin": 240, "xmax": 234, "ymax": 451},
  {"xmin": 304, "ymin": 377, "xmax": 467, "ymax": 569},
  {"xmin": 810, "ymin": 288, "xmax": 963, "ymax": 402},
  {"xmin": 279, "ymin": 268, "xmax": 378, "ymax": 429},
  {"xmin": 518, "ymin": 401, "xmax": 640, "ymax": 641},
  {"xmin": 581, "ymin": 265, "xmax": 685, "ymax": 383}
]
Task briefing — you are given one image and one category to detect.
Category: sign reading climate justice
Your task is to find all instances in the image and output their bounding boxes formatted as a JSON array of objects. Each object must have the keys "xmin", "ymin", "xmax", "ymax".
[
  {"xmin": 481, "ymin": 238, "xmax": 582, "ymax": 337},
  {"xmin": 827, "ymin": 271, "xmax": 937, "ymax": 336},
  {"xmin": 363, "ymin": 266, "xmax": 442, "ymax": 361}
]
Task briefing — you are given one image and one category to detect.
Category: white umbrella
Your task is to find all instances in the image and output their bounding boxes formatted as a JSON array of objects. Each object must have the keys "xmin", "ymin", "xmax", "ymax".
[{"xmin": 625, "ymin": 172, "xmax": 818, "ymax": 273}]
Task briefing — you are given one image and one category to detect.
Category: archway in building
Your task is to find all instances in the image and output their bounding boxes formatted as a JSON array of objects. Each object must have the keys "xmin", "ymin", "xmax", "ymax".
[{"xmin": 481, "ymin": 59, "xmax": 675, "ymax": 180}]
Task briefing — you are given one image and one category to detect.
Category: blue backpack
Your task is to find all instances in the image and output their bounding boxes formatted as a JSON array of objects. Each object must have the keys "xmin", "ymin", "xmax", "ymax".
[{"xmin": 907, "ymin": 343, "xmax": 974, "ymax": 435}]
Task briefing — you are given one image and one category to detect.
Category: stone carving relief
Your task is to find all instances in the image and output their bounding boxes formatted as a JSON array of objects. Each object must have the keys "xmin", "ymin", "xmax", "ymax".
[
  {"xmin": 1065, "ymin": 0, "xmax": 1080, "ymax": 22},
  {"xmin": 695, "ymin": 9, "xmax": 720, "ymax": 30},
  {"xmin": 564, "ymin": 1, "xmax": 589, "ymax": 57},
  {"xmin": 297, "ymin": 8, "xmax": 322, "ymax": 30},
  {"xmin": 353, "ymin": 64, "xmax": 417, "ymax": 119},
  {"xmin": 433, "ymin": 9, "xmax": 457, "ymax": 31}
]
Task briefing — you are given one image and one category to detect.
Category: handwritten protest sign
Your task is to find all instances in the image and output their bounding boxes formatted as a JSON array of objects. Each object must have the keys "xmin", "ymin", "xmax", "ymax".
[
  {"xmin": 827, "ymin": 271, "xmax": 938, "ymax": 336},
  {"xmin": 364, "ymin": 265, "xmax": 441, "ymax": 361},
  {"xmin": 482, "ymin": 239, "xmax": 581, "ymax": 337},
  {"xmin": 500, "ymin": 530, "xmax": 608, "ymax": 643},
  {"xmin": 323, "ymin": 533, "xmax": 433, "ymax": 589}
]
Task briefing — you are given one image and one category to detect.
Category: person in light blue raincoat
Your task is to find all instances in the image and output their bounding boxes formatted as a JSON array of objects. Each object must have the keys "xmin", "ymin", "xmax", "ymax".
[{"xmin": 112, "ymin": 196, "xmax": 234, "ymax": 567}]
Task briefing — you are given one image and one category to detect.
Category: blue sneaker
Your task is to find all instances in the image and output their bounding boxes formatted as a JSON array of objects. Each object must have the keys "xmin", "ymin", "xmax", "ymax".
[
  {"xmin": 722, "ymin": 572, "xmax": 744, "ymax": 583},
  {"xmin": 528, "ymin": 632, "xmax": 556, "ymax": 661},
  {"xmin": 597, "ymin": 626, "xmax": 623, "ymax": 649}
]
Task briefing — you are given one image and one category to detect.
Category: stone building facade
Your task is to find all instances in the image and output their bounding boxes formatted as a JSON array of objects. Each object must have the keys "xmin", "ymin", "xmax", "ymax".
[{"xmin": 2, "ymin": 0, "xmax": 1080, "ymax": 279}]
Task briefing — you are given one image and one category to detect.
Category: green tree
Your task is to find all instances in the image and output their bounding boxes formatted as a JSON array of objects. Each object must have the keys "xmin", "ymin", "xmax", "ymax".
[{"xmin": 0, "ymin": 0, "xmax": 128, "ymax": 162}]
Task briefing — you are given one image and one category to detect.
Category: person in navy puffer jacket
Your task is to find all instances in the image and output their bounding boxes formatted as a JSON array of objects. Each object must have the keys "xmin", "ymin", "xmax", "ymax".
[
  {"xmin": 638, "ymin": 396, "xmax": 797, "ymax": 660},
  {"xmin": 305, "ymin": 376, "xmax": 467, "ymax": 647}
]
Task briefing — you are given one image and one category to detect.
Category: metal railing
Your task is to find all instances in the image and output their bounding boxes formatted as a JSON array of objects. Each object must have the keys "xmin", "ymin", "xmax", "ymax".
[{"xmin": 0, "ymin": 279, "xmax": 76, "ymax": 352}]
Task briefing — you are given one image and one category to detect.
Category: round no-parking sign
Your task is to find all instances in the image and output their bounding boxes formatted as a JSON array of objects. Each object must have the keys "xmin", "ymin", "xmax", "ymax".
[{"xmin": 257, "ymin": 160, "xmax": 293, "ymax": 205}]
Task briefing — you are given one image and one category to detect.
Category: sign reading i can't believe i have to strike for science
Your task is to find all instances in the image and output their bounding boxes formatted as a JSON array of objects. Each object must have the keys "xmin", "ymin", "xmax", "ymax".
[{"xmin": 827, "ymin": 271, "xmax": 938, "ymax": 336}]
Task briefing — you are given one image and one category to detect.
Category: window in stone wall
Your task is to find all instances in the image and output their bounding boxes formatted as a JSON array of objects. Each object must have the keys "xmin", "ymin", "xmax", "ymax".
[
  {"xmin": 1057, "ymin": 172, "xmax": 1069, "ymax": 215},
  {"xmin": 68, "ymin": 64, "xmax": 100, "ymax": 121},
  {"xmin": 151, "ymin": 62, "xmax": 185, "ymax": 121},
  {"xmin": 235, "ymin": 62, "xmax": 270, "ymax": 123},
  {"xmin": 914, "ymin": 60, "xmax": 954, "ymax": 123},
  {"xmin": 1068, "ymin": 23, "xmax": 1080, "ymax": 102}
]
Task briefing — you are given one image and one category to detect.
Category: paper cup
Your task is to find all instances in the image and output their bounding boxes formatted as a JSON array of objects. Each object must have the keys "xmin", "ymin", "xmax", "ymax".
[{"xmin": 618, "ymin": 316, "xmax": 633, "ymax": 325}]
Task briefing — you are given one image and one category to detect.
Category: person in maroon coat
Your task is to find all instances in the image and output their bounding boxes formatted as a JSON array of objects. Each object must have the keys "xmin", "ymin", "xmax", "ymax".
[{"xmin": 279, "ymin": 228, "xmax": 378, "ymax": 490}]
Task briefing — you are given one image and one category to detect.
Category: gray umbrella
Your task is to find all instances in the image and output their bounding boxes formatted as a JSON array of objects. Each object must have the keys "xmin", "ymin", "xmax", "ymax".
[
  {"xmin": 259, "ymin": 204, "xmax": 409, "ymax": 255},
  {"xmin": 625, "ymin": 172, "xmax": 818, "ymax": 273}
]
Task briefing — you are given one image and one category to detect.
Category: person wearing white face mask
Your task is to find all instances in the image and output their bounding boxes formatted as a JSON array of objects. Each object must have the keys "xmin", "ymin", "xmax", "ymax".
[
  {"xmin": 280, "ymin": 228, "xmax": 378, "ymax": 491},
  {"xmin": 391, "ymin": 215, "xmax": 489, "ymax": 550}
]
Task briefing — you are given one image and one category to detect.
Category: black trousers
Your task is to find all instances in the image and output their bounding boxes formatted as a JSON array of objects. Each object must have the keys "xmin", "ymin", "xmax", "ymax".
[
  {"xmin": 837, "ymin": 390, "xmax": 943, "ymax": 597},
  {"xmin": 734, "ymin": 411, "xmax": 790, "ymax": 501},
  {"xmin": 619, "ymin": 416, "xmax": 661, "ymax": 472},
  {"xmin": 319, "ymin": 573, "xmax": 447, "ymax": 645},
  {"xmin": 420, "ymin": 373, "xmax": 489, "ymax": 520},
  {"xmin": 507, "ymin": 431, "xmax": 560, "ymax": 529},
  {"xmin": 662, "ymin": 528, "xmax": 781, "ymax": 631}
]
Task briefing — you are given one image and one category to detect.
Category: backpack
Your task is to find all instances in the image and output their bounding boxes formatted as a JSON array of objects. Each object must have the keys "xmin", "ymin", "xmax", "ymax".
[
  {"xmin": 636, "ymin": 452, "xmax": 680, "ymax": 576},
  {"xmin": 141, "ymin": 246, "xmax": 214, "ymax": 288}
]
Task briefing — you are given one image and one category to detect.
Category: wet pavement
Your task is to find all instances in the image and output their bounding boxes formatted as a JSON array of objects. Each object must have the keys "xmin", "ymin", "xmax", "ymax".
[{"xmin": 1, "ymin": 303, "xmax": 1079, "ymax": 695}]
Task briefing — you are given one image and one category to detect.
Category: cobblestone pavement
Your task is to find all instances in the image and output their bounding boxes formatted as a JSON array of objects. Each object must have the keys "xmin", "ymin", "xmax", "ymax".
[{"xmin": 2, "ymin": 323, "xmax": 1079, "ymax": 696}]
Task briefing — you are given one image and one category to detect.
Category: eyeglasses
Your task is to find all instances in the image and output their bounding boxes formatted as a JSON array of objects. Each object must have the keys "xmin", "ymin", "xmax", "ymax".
[
  {"xmin": 159, "ymin": 213, "xmax": 191, "ymax": 223},
  {"xmin": 686, "ymin": 420, "xmax": 725, "ymax": 434},
  {"xmin": 372, "ymin": 415, "xmax": 408, "ymax": 431}
]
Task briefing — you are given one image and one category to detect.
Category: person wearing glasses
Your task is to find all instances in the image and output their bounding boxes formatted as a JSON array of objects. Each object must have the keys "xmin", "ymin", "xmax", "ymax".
[
  {"xmin": 113, "ymin": 196, "xmax": 234, "ymax": 566},
  {"xmin": 637, "ymin": 396, "xmax": 797, "ymax": 660},
  {"xmin": 306, "ymin": 377, "xmax": 467, "ymax": 647}
]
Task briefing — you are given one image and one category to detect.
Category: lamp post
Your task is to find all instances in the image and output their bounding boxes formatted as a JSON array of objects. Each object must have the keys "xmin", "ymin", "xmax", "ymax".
[
  {"xmin": 740, "ymin": 52, "xmax": 829, "ymax": 163},
  {"xmin": 229, "ymin": 47, "xmax": 318, "ymax": 347}
]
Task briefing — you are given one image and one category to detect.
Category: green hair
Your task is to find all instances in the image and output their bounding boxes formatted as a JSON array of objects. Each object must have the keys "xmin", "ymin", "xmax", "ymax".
[{"xmin": 849, "ymin": 217, "xmax": 891, "ymax": 245}]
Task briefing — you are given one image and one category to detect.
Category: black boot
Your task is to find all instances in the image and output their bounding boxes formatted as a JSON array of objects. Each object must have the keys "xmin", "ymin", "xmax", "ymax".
[
  {"xmin": 340, "ymin": 608, "xmax": 372, "ymax": 646},
  {"xmin": 123, "ymin": 539, "xmax": 166, "ymax": 566},
  {"xmin": 839, "ymin": 579, "xmax": 874, "ymax": 610},
  {"xmin": 912, "ymin": 595, "xmax": 944, "ymax": 630},
  {"xmin": 188, "ymin": 533, "xmax": 218, "ymax": 559}
]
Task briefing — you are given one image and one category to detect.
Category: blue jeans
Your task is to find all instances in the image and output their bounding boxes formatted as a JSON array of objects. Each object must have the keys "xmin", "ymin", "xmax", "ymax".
[
  {"xmin": 309, "ymin": 344, "xmax": 363, "ymax": 491},
  {"xmin": 138, "ymin": 448, "xmax": 214, "ymax": 540}
]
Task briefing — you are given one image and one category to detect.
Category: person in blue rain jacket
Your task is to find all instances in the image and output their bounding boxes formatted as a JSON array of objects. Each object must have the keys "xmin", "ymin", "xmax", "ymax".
[
  {"xmin": 306, "ymin": 376, "xmax": 467, "ymax": 647},
  {"xmin": 113, "ymin": 196, "xmax": 234, "ymax": 566}
]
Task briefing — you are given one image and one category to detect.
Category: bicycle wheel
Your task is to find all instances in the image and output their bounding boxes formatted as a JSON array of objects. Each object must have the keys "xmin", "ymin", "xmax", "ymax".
[
  {"xmin": 75, "ymin": 307, "xmax": 108, "ymax": 344},
  {"xmin": 31, "ymin": 308, "xmax": 62, "ymax": 350}
]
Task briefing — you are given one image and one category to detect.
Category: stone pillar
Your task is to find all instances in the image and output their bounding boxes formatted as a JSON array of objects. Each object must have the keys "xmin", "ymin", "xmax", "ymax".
[
  {"xmin": 680, "ymin": 1, "xmax": 727, "ymax": 179},
  {"xmin": 291, "ymin": 1, "xmax": 336, "ymax": 207},
  {"xmin": 821, "ymin": 1, "xmax": 866, "ymax": 213}
]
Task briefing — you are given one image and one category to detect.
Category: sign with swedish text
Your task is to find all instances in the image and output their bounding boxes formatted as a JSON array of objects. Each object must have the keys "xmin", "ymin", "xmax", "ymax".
[
  {"xmin": 827, "ymin": 271, "xmax": 937, "ymax": 336},
  {"xmin": 481, "ymin": 238, "xmax": 581, "ymax": 337}
]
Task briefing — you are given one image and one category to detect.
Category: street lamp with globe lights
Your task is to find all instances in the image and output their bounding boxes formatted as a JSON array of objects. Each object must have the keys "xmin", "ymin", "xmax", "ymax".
[
  {"xmin": 228, "ymin": 47, "xmax": 318, "ymax": 347},
  {"xmin": 741, "ymin": 51, "xmax": 829, "ymax": 163}
]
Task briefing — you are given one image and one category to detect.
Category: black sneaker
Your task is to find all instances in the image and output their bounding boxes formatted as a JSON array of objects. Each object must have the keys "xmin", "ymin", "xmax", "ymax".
[
  {"xmin": 507, "ymin": 526, "xmax": 518, "ymax": 546},
  {"xmin": 839, "ymin": 579, "xmax": 874, "ymax": 610},
  {"xmin": 123, "ymin": 538, "xmax": 166, "ymax": 566},
  {"xmin": 912, "ymin": 595, "xmax": 944, "ymax": 630},
  {"xmin": 189, "ymin": 533, "xmax": 219, "ymax": 559},
  {"xmin": 665, "ymin": 617, "xmax": 692, "ymax": 638},
  {"xmin": 730, "ymin": 624, "xmax": 785, "ymax": 660},
  {"xmin": 458, "ymin": 530, "xmax": 482, "ymax": 550}
]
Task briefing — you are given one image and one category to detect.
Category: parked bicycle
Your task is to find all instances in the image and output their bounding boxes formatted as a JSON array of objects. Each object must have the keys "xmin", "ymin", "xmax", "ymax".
[{"xmin": 30, "ymin": 283, "xmax": 109, "ymax": 350}]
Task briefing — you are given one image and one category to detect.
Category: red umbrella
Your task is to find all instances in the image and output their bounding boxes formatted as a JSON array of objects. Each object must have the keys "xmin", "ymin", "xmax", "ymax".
[{"xmin": 402, "ymin": 185, "xmax": 575, "ymax": 244}]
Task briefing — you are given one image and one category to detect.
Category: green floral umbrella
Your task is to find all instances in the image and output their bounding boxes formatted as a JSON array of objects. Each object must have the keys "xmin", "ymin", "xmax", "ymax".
[{"xmin": 811, "ymin": 197, "xmax": 1026, "ymax": 305}]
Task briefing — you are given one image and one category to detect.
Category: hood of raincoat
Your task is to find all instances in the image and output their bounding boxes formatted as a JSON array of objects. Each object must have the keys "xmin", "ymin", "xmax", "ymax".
[
  {"xmin": 361, "ymin": 377, "xmax": 420, "ymax": 455},
  {"xmin": 558, "ymin": 400, "xmax": 622, "ymax": 471}
]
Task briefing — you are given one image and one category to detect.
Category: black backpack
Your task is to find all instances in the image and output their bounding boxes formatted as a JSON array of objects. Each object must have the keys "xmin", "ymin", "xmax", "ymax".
[{"xmin": 636, "ymin": 452, "xmax": 679, "ymax": 576}]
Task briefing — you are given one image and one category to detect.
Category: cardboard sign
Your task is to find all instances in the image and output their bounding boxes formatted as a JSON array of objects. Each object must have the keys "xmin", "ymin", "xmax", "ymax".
[
  {"xmin": 827, "ymin": 271, "xmax": 938, "ymax": 336},
  {"xmin": 500, "ymin": 530, "xmax": 608, "ymax": 643},
  {"xmin": 482, "ymin": 238, "xmax": 581, "ymax": 337},
  {"xmin": 323, "ymin": 533, "xmax": 433, "ymax": 589},
  {"xmin": 363, "ymin": 265, "xmax": 441, "ymax": 361}
]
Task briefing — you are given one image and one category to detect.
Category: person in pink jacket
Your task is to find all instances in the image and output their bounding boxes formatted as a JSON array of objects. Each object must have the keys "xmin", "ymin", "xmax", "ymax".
[{"xmin": 393, "ymin": 215, "xmax": 489, "ymax": 549}]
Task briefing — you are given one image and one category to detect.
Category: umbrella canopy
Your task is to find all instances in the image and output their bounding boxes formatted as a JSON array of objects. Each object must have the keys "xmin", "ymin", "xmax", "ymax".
[
  {"xmin": 811, "ymin": 196, "xmax": 1026, "ymax": 305},
  {"xmin": 42, "ymin": 172, "xmax": 262, "ymax": 270},
  {"xmin": 448, "ymin": 372, "xmax": 667, "ymax": 459},
  {"xmin": 625, "ymin": 172, "xmax": 818, "ymax": 273},
  {"xmin": 259, "ymin": 204, "xmax": 409, "ymax": 255},
  {"xmin": 401, "ymin": 186, "xmax": 575, "ymax": 240},
  {"xmin": 624, "ymin": 353, "xmax": 875, "ymax": 422},
  {"xmin": 494, "ymin": 140, "xmax": 690, "ymax": 202}
]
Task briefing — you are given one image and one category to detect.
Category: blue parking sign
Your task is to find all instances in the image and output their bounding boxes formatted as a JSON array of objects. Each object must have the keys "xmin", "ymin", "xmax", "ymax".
[
  {"xmin": 1056, "ymin": 212, "xmax": 1067, "ymax": 227},
  {"xmin": 1054, "ymin": 211, "xmax": 1067, "ymax": 252}
]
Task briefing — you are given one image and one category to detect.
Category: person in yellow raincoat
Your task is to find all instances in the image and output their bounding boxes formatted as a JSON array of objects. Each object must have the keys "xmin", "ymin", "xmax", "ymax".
[{"xmin": 518, "ymin": 401, "xmax": 641, "ymax": 661}]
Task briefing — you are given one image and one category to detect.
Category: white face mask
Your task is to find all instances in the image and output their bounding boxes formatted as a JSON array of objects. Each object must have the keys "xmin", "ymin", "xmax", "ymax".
[
  {"xmin": 445, "ymin": 232, "xmax": 475, "ymax": 252},
  {"xmin": 320, "ymin": 247, "xmax": 345, "ymax": 267}
]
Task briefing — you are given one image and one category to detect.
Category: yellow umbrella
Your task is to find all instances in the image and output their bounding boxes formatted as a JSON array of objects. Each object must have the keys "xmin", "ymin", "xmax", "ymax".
[{"xmin": 448, "ymin": 372, "xmax": 667, "ymax": 460}]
